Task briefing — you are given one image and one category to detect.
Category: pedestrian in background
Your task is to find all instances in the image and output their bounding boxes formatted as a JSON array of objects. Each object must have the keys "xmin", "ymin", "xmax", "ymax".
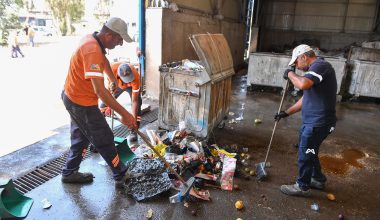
[
  {"xmin": 9, "ymin": 31, "xmax": 25, "ymax": 58},
  {"xmin": 275, "ymin": 44, "xmax": 337, "ymax": 196},
  {"xmin": 61, "ymin": 17, "xmax": 136, "ymax": 188},
  {"xmin": 28, "ymin": 26, "xmax": 35, "ymax": 47}
]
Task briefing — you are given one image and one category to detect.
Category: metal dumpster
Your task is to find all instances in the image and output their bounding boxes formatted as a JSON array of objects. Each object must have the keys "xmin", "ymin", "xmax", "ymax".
[
  {"xmin": 158, "ymin": 33, "xmax": 235, "ymax": 138},
  {"xmin": 348, "ymin": 60, "xmax": 380, "ymax": 98},
  {"xmin": 247, "ymin": 52, "xmax": 347, "ymax": 94}
]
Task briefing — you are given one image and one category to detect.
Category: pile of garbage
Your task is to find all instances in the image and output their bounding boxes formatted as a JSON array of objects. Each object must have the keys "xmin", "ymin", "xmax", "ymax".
[{"xmin": 124, "ymin": 122, "xmax": 255, "ymax": 202}]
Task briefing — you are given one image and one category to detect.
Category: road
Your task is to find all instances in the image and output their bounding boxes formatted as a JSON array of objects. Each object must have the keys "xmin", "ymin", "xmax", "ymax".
[{"xmin": 0, "ymin": 36, "xmax": 138, "ymax": 157}]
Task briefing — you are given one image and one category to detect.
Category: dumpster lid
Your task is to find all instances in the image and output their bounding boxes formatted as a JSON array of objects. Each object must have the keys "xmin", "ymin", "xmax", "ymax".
[{"xmin": 190, "ymin": 33, "xmax": 235, "ymax": 82}]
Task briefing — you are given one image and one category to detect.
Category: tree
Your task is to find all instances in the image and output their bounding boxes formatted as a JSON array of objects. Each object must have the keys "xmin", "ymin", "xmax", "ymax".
[
  {"xmin": 46, "ymin": 0, "xmax": 84, "ymax": 36},
  {"xmin": 0, "ymin": 0, "xmax": 24, "ymax": 45},
  {"xmin": 94, "ymin": 0, "xmax": 113, "ymax": 23}
]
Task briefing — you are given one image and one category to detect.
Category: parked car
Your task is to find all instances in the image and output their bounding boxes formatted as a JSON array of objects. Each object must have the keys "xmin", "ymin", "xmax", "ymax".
[{"xmin": 33, "ymin": 26, "xmax": 57, "ymax": 37}]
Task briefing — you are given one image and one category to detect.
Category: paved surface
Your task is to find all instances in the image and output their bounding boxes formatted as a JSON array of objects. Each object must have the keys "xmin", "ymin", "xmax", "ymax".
[{"xmin": 1, "ymin": 73, "xmax": 379, "ymax": 219}]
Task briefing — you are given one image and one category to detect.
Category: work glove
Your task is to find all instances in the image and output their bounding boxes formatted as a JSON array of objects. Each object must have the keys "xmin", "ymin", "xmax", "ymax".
[
  {"xmin": 274, "ymin": 111, "xmax": 289, "ymax": 121},
  {"xmin": 283, "ymin": 69, "xmax": 293, "ymax": 80}
]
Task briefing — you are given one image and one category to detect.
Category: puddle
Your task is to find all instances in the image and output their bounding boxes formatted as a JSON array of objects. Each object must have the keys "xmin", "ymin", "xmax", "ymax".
[{"xmin": 320, "ymin": 149, "xmax": 365, "ymax": 175}]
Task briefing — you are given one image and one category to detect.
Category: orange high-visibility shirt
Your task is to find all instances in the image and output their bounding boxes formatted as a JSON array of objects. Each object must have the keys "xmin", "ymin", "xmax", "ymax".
[
  {"xmin": 111, "ymin": 62, "xmax": 140, "ymax": 93},
  {"xmin": 64, "ymin": 34, "xmax": 107, "ymax": 106}
]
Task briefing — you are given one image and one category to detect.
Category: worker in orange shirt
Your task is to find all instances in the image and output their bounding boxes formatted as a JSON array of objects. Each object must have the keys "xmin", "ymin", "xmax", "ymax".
[
  {"xmin": 100, "ymin": 62, "xmax": 142, "ymax": 142},
  {"xmin": 61, "ymin": 17, "xmax": 137, "ymax": 189}
]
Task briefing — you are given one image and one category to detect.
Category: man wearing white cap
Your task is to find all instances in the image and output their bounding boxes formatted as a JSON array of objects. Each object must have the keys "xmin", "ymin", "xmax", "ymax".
[
  {"xmin": 61, "ymin": 17, "xmax": 137, "ymax": 188},
  {"xmin": 274, "ymin": 44, "xmax": 337, "ymax": 196}
]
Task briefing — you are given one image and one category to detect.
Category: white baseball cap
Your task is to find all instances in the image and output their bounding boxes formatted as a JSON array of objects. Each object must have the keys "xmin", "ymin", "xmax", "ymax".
[
  {"xmin": 105, "ymin": 17, "xmax": 133, "ymax": 43},
  {"xmin": 118, "ymin": 63, "xmax": 135, "ymax": 83},
  {"xmin": 288, "ymin": 44, "xmax": 313, "ymax": 66}
]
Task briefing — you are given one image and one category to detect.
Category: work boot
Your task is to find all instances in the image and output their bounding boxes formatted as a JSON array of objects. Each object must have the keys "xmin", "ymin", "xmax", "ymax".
[
  {"xmin": 61, "ymin": 171, "xmax": 94, "ymax": 184},
  {"xmin": 310, "ymin": 178, "xmax": 325, "ymax": 190},
  {"xmin": 280, "ymin": 183, "xmax": 310, "ymax": 196},
  {"xmin": 115, "ymin": 172, "xmax": 130, "ymax": 189},
  {"xmin": 127, "ymin": 131, "xmax": 138, "ymax": 142}
]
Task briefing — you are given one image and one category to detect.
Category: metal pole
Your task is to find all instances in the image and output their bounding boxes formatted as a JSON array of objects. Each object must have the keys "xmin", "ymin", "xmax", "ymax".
[{"xmin": 138, "ymin": 0, "xmax": 146, "ymax": 92}]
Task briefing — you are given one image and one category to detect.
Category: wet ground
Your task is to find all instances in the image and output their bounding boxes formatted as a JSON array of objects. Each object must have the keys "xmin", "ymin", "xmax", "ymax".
[{"xmin": 1, "ymin": 72, "xmax": 380, "ymax": 219}]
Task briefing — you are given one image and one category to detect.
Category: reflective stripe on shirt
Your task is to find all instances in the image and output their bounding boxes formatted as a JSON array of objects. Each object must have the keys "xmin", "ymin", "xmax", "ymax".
[
  {"xmin": 85, "ymin": 72, "xmax": 103, "ymax": 77},
  {"xmin": 306, "ymin": 71, "xmax": 323, "ymax": 82}
]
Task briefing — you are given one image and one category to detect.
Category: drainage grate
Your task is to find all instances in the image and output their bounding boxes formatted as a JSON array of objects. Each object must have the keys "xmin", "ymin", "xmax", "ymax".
[
  {"xmin": 13, "ymin": 149, "xmax": 92, "ymax": 194},
  {"xmin": 113, "ymin": 124, "xmax": 131, "ymax": 138},
  {"xmin": 141, "ymin": 108, "xmax": 158, "ymax": 124}
]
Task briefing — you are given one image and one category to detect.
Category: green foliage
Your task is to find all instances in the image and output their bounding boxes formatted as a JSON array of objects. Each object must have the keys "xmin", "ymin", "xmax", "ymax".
[
  {"xmin": 0, "ymin": 0, "xmax": 23, "ymax": 45},
  {"xmin": 46, "ymin": 0, "xmax": 84, "ymax": 35}
]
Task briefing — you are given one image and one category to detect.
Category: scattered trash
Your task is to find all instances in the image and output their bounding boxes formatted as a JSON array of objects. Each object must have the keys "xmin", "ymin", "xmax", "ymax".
[
  {"xmin": 220, "ymin": 156, "xmax": 237, "ymax": 190},
  {"xmin": 236, "ymin": 116, "xmax": 244, "ymax": 121},
  {"xmin": 265, "ymin": 162, "xmax": 271, "ymax": 168},
  {"xmin": 191, "ymin": 209, "xmax": 197, "ymax": 216},
  {"xmin": 249, "ymin": 170, "xmax": 255, "ymax": 176},
  {"xmin": 310, "ymin": 203, "xmax": 319, "ymax": 211},
  {"xmin": 189, "ymin": 188, "xmax": 210, "ymax": 201},
  {"xmin": 235, "ymin": 200, "xmax": 244, "ymax": 210},
  {"xmin": 229, "ymin": 119, "xmax": 237, "ymax": 124},
  {"xmin": 237, "ymin": 218, "xmax": 243, "ymax": 220},
  {"xmin": 41, "ymin": 198, "xmax": 52, "ymax": 209},
  {"xmin": 326, "ymin": 193, "xmax": 336, "ymax": 201},
  {"xmin": 98, "ymin": 160, "xmax": 107, "ymax": 166},
  {"xmin": 229, "ymin": 112, "xmax": 235, "ymax": 116},
  {"xmin": 184, "ymin": 202, "xmax": 189, "ymax": 208},
  {"xmin": 145, "ymin": 208, "xmax": 153, "ymax": 219},
  {"xmin": 233, "ymin": 184, "xmax": 240, "ymax": 190},
  {"xmin": 254, "ymin": 119, "xmax": 262, "ymax": 124},
  {"xmin": 338, "ymin": 214, "xmax": 344, "ymax": 220}
]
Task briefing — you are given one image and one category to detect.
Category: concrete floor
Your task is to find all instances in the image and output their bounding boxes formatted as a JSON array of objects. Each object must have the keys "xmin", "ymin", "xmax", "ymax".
[{"xmin": 1, "ymin": 73, "xmax": 379, "ymax": 219}]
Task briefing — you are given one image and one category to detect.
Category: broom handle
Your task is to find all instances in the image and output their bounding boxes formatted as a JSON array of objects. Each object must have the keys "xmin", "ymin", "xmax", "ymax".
[
  {"xmin": 136, "ymin": 130, "xmax": 187, "ymax": 185},
  {"xmin": 263, "ymin": 80, "xmax": 289, "ymax": 164},
  {"xmin": 111, "ymin": 109, "xmax": 114, "ymax": 130}
]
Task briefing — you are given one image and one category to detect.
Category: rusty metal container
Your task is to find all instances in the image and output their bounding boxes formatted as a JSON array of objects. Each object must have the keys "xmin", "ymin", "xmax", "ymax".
[
  {"xmin": 158, "ymin": 34, "xmax": 235, "ymax": 138},
  {"xmin": 247, "ymin": 52, "xmax": 347, "ymax": 94},
  {"xmin": 348, "ymin": 60, "xmax": 380, "ymax": 98}
]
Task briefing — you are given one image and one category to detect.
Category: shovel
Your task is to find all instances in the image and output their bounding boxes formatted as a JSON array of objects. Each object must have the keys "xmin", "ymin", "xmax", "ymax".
[{"xmin": 256, "ymin": 79, "xmax": 290, "ymax": 181}]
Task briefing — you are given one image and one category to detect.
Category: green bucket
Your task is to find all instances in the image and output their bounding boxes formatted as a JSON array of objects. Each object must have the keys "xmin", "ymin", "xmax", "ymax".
[
  {"xmin": 0, "ymin": 179, "xmax": 33, "ymax": 219},
  {"xmin": 114, "ymin": 137, "xmax": 136, "ymax": 164}
]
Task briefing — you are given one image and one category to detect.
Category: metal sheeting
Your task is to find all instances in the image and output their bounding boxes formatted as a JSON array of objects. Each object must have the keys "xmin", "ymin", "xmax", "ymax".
[{"xmin": 262, "ymin": 0, "xmax": 377, "ymax": 33}]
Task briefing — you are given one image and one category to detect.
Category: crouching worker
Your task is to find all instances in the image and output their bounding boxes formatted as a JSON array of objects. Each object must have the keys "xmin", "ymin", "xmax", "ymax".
[
  {"xmin": 61, "ymin": 17, "xmax": 137, "ymax": 188},
  {"xmin": 100, "ymin": 62, "xmax": 142, "ymax": 142}
]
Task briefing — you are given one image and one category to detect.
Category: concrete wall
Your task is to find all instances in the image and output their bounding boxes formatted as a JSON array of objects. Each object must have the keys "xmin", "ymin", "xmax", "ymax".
[{"xmin": 145, "ymin": 8, "xmax": 245, "ymax": 99}]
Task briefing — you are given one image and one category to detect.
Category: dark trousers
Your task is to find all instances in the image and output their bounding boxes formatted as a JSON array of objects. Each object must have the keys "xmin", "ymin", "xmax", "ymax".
[
  {"xmin": 100, "ymin": 87, "xmax": 142, "ymax": 116},
  {"xmin": 11, "ymin": 46, "xmax": 24, "ymax": 58},
  {"xmin": 61, "ymin": 91, "xmax": 126, "ymax": 180},
  {"xmin": 296, "ymin": 124, "xmax": 335, "ymax": 190}
]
